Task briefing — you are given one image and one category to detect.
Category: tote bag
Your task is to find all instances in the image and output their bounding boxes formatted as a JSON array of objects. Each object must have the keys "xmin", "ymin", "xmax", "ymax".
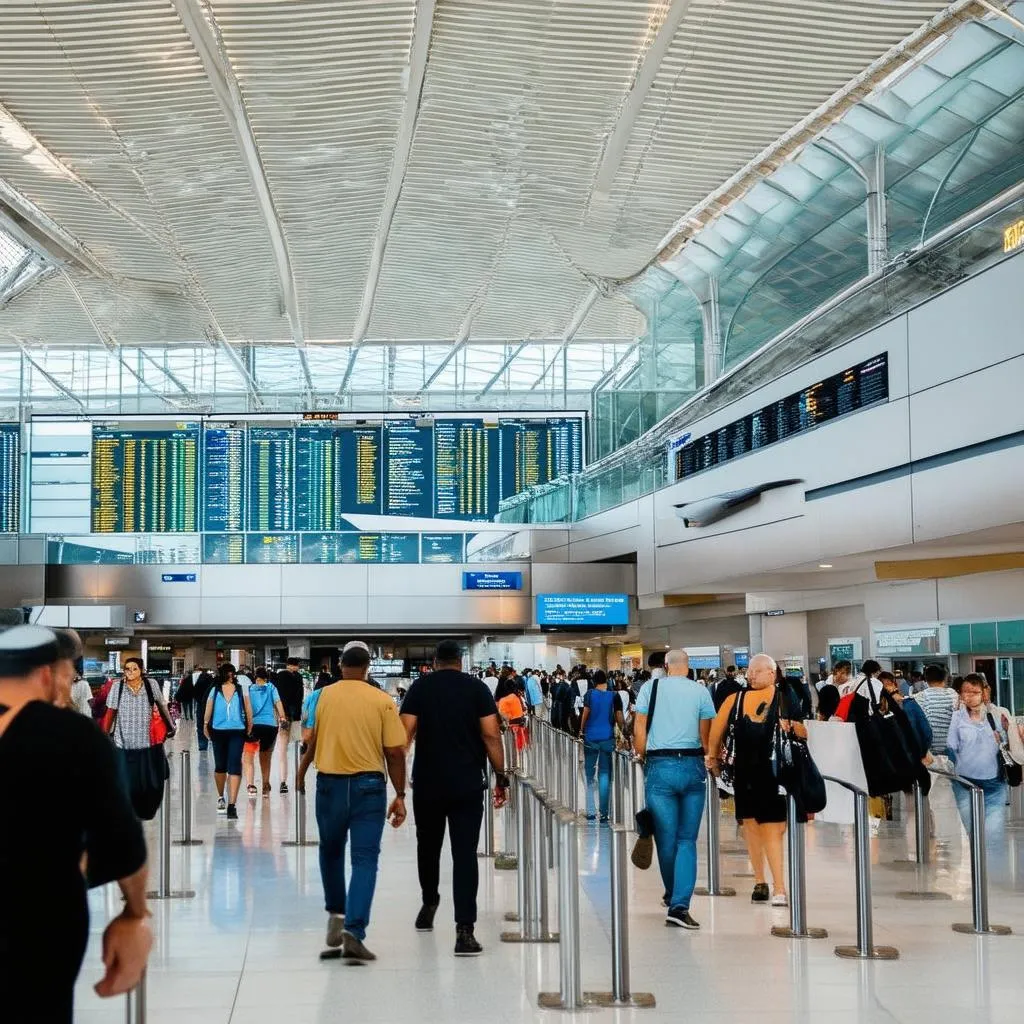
[{"xmin": 848, "ymin": 681, "xmax": 918, "ymax": 797}]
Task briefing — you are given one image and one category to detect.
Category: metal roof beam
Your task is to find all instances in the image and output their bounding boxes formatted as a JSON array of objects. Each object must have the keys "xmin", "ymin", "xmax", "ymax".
[
  {"xmin": 14, "ymin": 342, "xmax": 85, "ymax": 412},
  {"xmin": 171, "ymin": 0, "xmax": 311, "ymax": 396},
  {"xmin": 477, "ymin": 342, "xmax": 529, "ymax": 398},
  {"xmin": 0, "ymin": 253, "xmax": 34, "ymax": 296},
  {"xmin": 593, "ymin": 0, "xmax": 694, "ymax": 196},
  {"xmin": 591, "ymin": 343, "xmax": 640, "ymax": 394},
  {"xmin": 351, "ymin": 0, "xmax": 437, "ymax": 346}
]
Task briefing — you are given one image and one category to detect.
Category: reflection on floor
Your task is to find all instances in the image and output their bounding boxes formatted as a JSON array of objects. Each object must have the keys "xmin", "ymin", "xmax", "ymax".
[{"xmin": 75, "ymin": 726, "xmax": 1024, "ymax": 1023}]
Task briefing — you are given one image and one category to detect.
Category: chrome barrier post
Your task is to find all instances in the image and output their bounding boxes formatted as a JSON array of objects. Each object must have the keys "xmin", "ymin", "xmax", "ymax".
[
  {"xmin": 479, "ymin": 767, "xmax": 496, "ymax": 858},
  {"xmin": 913, "ymin": 781, "xmax": 929, "ymax": 864},
  {"xmin": 831, "ymin": 783, "xmax": 898, "ymax": 959},
  {"xmin": 1006, "ymin": 783, "xmax": 1024, "ymax": 831},
  {"xmin": 147, "ymin": 776, "xmax": 195, "ymax": 900},
  {"xmin": 952, "ymin": 782, "xmax": 1012, "ymax": 936},
  {"xmin": 282, "ymin": 743, "xmax": 318, "ymax": 848},
  {"xmin": 695, "ymin": 772, "xmax": 736, "ymax": 898},
  {"xmin": 584, "ymin": 825, "xmax": 656, "ymax": 1009},
  {"xmin": 771, "ymin": 795, "xmax": 826, "ymax": 939},
  {"xmin": 608, "ymin": 750, "xmax": 619, "ymax": 825},
  {"xmin": 124, "ymin": 969, "xmax": 146, "ymax": 1024},
  {"xmin": 502, "ymin": 778, "xmax": 557, "ymax": 943},
  {"xmin": 539, "ymin": 811, "xmax": 583, "ymax": 1009},
  {"xmin": 495, "ymin": 757, "xmax": 518, "ymax": 870},
  {"xmin": 173, "ymin": 750, "xmax": 202, "ymax": 846}
]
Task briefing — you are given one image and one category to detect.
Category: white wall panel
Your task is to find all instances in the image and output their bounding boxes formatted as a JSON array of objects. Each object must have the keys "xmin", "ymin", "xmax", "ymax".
[
  {"xmin": 936, "ymin": 571, "xmax": 1024, "ymax": 621},
  {"xmin": 532, "ymin": 562, "xmax": 635, "ymax": 594},
  {"xmin": 281, "ymin": 596, "xmax": 369, "ymax": 627},
  {"xmin": 200, "ymin": 597, "xmax": 282, "ymax": 626},
  {"xmin": 124, "ymin": 597, "xmax": 202, "ymax": 627},
  {"xmin": 280, "ymin": 565, "xmax": 368, "ymax": 597},
  {"xmin": 201, "ymin": 565, "xmax": 282, "ymax": 592},
  {"xmin": 909, "ymin": 353, "xmax": 1024, "ymax": 460},
  {"xmin": 864, "ymin": 581, "xmax": 939, "ymax": 624},
  {"xmin": 908, "ymin": 256, "xmax": 1024, "ymax": 393}
]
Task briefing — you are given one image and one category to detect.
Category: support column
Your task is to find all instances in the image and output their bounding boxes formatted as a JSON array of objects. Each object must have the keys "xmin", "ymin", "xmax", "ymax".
[
  {"xmin": 698, "ymin": 276, "xmax": 722, "ymax": 386},
  {"xmin": 866, "ymin": 144, "xmax": 888, "ymax": 275}
]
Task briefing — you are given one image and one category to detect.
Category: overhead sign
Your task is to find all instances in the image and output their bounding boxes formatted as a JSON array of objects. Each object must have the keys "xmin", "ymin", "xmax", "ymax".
[
  {"xmin": 536, "ymin": 593, "xmax": 629, "ymax": 629},
  {"xmin": 105, "ymin": 636, "xmax": 130, "ymax": 647},
  {"xmin": 462, "ymin": 571, "xmax": 522, "ymax": 591},
  {"xmin": 827, "ymin": 637, "xmax": 863, "ymax": 665},
  {"xmin": 766, "ymin": 609, "xmax": 786, "ymax": 616},
  {"xmin": 873, "ymin": 626, "xmax": 942, "ymax": 656},
  {"xmin": 1003, "ymin": 217, "xmax": 1024, "ymax": 254},
  {"xmin": 161, "ymin": 573, "xmax": 197, "ymax": 583}
]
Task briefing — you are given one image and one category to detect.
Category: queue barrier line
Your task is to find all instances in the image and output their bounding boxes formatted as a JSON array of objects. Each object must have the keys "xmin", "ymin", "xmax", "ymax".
[
  {"xmin": 172, "ymin": 750, "xmax": 203, "ymax": 847},
  {"xmin": 282, "ymin": 742, "xmax": 318, "ymax": 848},
  {"xmin": 927, "ymin": 766, "xmax": 1012, "ymax": 936},
  {"xmin": 147, "ymin": 773, "xmax": 195, "ymax": 901},
  {"xmin": 124, "ymin": 969, "xmax": 146, "ymax": 1024},
  {"xmin": 769, "ymin": 793, "xmax": 827, "ymax": 939}
]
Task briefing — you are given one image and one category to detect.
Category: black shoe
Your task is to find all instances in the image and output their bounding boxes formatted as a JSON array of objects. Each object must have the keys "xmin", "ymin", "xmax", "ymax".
[
  {"xmin": 454, "ymin": 926, "xmax": 483, "ymax": 956},
  {"xmin": 280, "ymin": 781, "xmax": 289, "ymax": 794},
  {"xmin": 226, "ymin": 804, "xmax": 238, "ymax": 820},
  {"xmin": 665, "ymin": 906, "xmax": 700, "ymax": 930},
  {"xmin": 599, "ymin": 814, "xmax": 610, "ymax": 823},
  {"xmin": 661, "ymin": 891, "xmax": 670, "ymax": 908},
  {"xmin": 341, "ymin": 931, "xmax": 376, "ymax": 962},
  {"xmin": 751, "ymin": 882, "xmax": 770, "ymax": 903},
  {"xmin": 415, "ymin": 902, "xmax": 439, "ymax": 932}
]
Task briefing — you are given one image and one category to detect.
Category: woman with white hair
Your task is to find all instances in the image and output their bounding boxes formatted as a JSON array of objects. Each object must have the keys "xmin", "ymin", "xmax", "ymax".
[{"xmin": 706, "ymin": 653, "xmax": 806, "ymax": 908}]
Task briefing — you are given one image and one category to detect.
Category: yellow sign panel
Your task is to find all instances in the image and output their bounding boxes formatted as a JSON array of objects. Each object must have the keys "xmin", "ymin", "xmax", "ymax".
[{"xmin": 1003, "ymin": 218, "xmax": 1024, "ymax": 254}]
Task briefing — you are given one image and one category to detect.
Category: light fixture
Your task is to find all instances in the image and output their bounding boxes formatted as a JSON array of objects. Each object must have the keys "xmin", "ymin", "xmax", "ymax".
[{"xmin": 818, "ymin": 563, "xmax": 833, "ymax": 569}]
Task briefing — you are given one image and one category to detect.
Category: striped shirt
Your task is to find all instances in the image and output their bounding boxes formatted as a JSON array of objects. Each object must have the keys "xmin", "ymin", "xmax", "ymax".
[{"xmin": 912, "ymin": 687, "xmax": 958, "ymax": 755}]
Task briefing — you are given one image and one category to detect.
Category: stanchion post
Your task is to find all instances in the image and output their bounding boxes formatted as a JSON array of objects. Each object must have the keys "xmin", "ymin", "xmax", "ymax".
[
  {"xmin": 282, "ymin": 742, "xmax": 318, "ymax": 848},
  {"xmin": 124, "ymin": 969, "xmax": 146, "ymax": 1024},
  {"xmin": 913, "ymin": 781, "xmax": 929, "ymax": 864},
  {"xmin": 173, "ymin": 750, "xmax": 202, "ymax": 846},
  {"xmin": 147, "ymin": 776, "xmax": 195, "ymax": 900},
  {"xmin": 834, "ymin": 789, "xmax": 898, "ymax": 959},
  {"xmin": 695, "ymin": 772, "xmax": 736, "ymax": 898},
  {"xmin": 1007, "ymin": 782, "xmax": 1024, "ymax": 830},
  {"xmin": 502, "ymin": 778, "xmax": 557, "ymax": 942},
  {"xmin": 539, "ymin": 811, "xmax": 583, "ymax": 1009},
  {"xmin": 952, "ymin": 783, "xmax": 1012, "ymax": 935},
  {"xmin": 771, "ymin": 795, "xmax": 826, "ymax": 939}
]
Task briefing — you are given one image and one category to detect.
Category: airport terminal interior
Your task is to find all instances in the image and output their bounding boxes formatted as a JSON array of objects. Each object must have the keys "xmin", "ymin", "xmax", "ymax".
[{"xmin": 1, "ymin": 0, "xmax": 1024, "ymax": 1020}]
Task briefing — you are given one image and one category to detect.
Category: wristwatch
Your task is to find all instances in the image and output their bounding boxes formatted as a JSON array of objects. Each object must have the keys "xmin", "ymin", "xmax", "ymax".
[
  {"xmin": 394, "ymin": 790, "xmax": 406, "ymax": 798},
  {"xmin": 495, "ymin": 772, "xmax": 510, "ymax": 789}
]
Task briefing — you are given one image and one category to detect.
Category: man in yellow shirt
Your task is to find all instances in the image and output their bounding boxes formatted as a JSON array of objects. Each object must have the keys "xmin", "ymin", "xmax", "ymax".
[{"xmin": 299, "ymin": 642, "xmax": 407, "ymax": 962}]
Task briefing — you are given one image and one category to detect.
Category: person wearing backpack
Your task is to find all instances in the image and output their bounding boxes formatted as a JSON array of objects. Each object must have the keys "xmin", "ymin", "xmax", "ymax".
[
  {"xmin": 579, "ymin": 671, "xmax": 625, "ymax": 822},
  {"xmin": 203, "ymin": 663, "xmax": 253, "ymax": 820}
]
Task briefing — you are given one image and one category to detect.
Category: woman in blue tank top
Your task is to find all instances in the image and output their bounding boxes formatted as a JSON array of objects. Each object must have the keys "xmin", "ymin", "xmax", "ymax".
[
  {"xmin": 203, "ymin": 663, "xmax": 253, "ymax": 820},
  {"xmin": 579, "ymin": 671, "xmax": 625, "ymax": 821}
]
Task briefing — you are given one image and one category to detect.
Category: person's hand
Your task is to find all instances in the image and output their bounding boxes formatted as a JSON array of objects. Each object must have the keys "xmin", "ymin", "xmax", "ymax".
[
  {"xmin": 203, "ymin": 727, "xmax": 211, "ymax": 740},
  {"xmin": 704, "ymin": 754, "xmax": 720, "ymax": 776},
  {"xmin": 923, "ymin": 753, "xmax": 934, "ymax": 766},
  {"xmin": 493, "ymin": 785, "xmax": 508, "ymax": 810},
  {"xmin": 94, "ymin": 912, "xmax": 152, "ymax": 998},
  {"xmin": 387, "ymin": 796, "xmax": 406, "ymax": 828}
]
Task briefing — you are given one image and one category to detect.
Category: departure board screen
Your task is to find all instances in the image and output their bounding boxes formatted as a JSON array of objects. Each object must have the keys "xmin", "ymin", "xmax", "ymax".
[
  {"xmin": 204, "ymin": 427, "xmax": 245, "ymax": 532},
  {"xmin": 421, "ymin": 533, "xmax": 465, "ymax": 563},
  {"xmin": 0, "ymin": 424, "xmax": 20, "ymax": 532},
  {"xmin": 674, "ymin": 354, "xmax": 888, "ymax": 481},
  {"xmin": 77, "ymin": 413, "xmax": 582, "ymax": 534},
  {"xmin": 248, "ymin": 428, "xmax": 294, "ymax": 531},
  {"xmin": 91, "ymin": 426, "xmax": 199, "ymax": 532},
  {"xmin": 246, "ymin": 532, "xmax": 299, "ymax": 564}
]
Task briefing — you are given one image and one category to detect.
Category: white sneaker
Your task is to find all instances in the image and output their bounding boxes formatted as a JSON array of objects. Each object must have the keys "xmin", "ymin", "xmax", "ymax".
[
  {"xmin": 771, "ymin": 893, "xmax": 788, "ymax": 907},
  {"xmin": 217, "ymin": 797, "xmax": 227, "ymax": 814}
]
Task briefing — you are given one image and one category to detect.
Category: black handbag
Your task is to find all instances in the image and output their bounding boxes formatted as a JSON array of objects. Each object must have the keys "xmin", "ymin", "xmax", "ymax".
[
  {"xmin": 987, "ymin": 712, "xmax": 1023, "ymax": 787},
  {"xmin": 121, "ymin": 744, "xmax": 169, "ymax": 820},
  {"xmin": 775, "ymin": 726, "xmax": 827, "ymax": 816},
  {"xmin": 849, "ymin": 681, "xmax": 918, "ymax": 797}
]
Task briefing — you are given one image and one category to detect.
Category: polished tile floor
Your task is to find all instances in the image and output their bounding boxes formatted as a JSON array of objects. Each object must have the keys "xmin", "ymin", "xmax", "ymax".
[{"xmin": 75, "ymin": 725, "xmax": 1024, "ymax": 1023}]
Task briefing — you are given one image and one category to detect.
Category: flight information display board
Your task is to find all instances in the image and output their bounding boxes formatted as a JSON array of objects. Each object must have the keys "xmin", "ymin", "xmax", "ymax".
[
  {"xmin": 91, "ymin": 426, "xmax": 200, "ymax": 532},
  {"xmin": 81, "ymin": 414, "xmax": 583, "ymax": 534},
  {"xmin": 0, "ymin": 424, "xmax": 20, "ymax": 532},
  {"xmin": 674, "ymin": 354, "xmax": 888, "ymax": 480}
]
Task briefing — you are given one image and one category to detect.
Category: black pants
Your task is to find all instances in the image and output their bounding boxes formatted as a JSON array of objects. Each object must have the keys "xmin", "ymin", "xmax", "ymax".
[{"xmin": 412, "ymin": 788, "xmax": 485, "ymax": 926}]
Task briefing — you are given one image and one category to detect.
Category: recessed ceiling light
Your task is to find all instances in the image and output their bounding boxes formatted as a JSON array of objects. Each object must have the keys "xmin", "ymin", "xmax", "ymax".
[{"xmin": 818, "ymin": 563, "xmax": 833, "ymax": 569}]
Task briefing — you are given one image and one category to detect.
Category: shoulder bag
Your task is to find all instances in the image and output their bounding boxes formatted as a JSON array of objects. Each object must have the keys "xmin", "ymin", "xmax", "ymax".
[
  {"xmin": 987, "ymin": 712, "xmax": 1022, "ymax": 787},
  {"xmin": 716, "ymin": 689, "xmax": 746, "ymax": 796},
  {"xmin": 851, "ymin": 679, "xmax": 918, "ymax": 797}
]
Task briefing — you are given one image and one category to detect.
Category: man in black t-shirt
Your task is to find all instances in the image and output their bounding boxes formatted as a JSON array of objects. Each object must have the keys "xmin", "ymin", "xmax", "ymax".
[{"xmin": 399, "ymin": 639, "xmax": 508, "ymax": 957}]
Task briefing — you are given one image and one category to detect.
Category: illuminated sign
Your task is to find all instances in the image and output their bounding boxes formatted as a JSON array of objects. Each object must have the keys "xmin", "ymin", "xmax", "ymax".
[
  {"xmin": 1003, "ymin": 218, "xmax": 1024, "ymax": 254},
  {"xmin": 462, "ymin": 571, "xmax": 523, "ymax": 591},
  {"xmin": 537, "ymin": 593, "xmax": 629, "ymax": 628}
]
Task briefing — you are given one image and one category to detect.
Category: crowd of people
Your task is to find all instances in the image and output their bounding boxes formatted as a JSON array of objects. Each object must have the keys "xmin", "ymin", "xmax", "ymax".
[{"xmin": 5, "ymin": 624, "xmax": 1023, "ymax": 1018}]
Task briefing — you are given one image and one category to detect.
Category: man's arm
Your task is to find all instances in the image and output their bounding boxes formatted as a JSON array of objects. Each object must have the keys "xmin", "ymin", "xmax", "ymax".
[
  {"xmin": 633, "ymin": 713, "xmax": 648, "ymax": 760},
  {"xmin": 95, "ymin": 864, "xmax": 152, "ymax": 998},
  {"xmin": 383, "ymin": 746, "xmax": 407, "ymax": 828},
  {"xmin": 479, "ymin": 713, "xmax": 510, "ymax": 808},
  {"xmin": 400, "ymin": 713, "xmax": 418, "ymax": 752},
  {"xmin": 699, "ymin": 718, "xmax": 712, "ymax": 750}
]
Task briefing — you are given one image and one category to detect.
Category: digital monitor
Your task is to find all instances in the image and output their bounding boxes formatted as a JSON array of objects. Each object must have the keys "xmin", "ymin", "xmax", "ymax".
[
  {"xmin": 462, "ymin": 571, "xmax": 523, "ymax": 591},
  {"xmin": 536, "ymin": 593, "xmax": 629, "ymax": 629}
]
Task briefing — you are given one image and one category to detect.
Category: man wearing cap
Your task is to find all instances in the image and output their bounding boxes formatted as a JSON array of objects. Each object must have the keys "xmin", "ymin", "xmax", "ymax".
[
  {"xmin": 399, "ymin": 639, "xmax": 508, "ymax": 956},
  {"xmin": 0, "ymin": 625, "xmax": 152, "ymax": 1022},
  {"xmin": 297, "ymin": 640, "xmax": 407, "ymax": 962}
]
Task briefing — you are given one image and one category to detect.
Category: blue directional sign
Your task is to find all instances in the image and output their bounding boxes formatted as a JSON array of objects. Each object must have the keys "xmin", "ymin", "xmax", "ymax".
[
  {"xmin": 161, "ymin": 573, "xmax": 197, "ymax": 583},
  {"xmin": 462, "ymin": 571, "xmax": 523, "ymax": 591}
]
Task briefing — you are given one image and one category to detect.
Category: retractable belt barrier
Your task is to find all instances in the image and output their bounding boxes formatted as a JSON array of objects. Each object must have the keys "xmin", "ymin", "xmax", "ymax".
[
  {"xmin": 769, "ymin": 794, "xmax": 826, "ymax": 939},
  {"xmin": 928, "ymin": 766, "xmax": 1012, "ymax": 936},
  {"xmin": 172, "ymin": 750, "xmax": 203, "ymax": 847},
  {"xmin": 124, "ymin": 969, "xmax": 146, "ymax": 1024},
  {"xmin": 694, "ymin": 773, "xmax": 737, "ymax": 899},
  {"xmin": 822, "ymin": 775, "xmax": 898, "ymax": 960}
]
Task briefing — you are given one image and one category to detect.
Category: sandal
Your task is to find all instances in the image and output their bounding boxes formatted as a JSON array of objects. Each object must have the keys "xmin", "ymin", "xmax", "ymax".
[
  {"xmin": 262, "ymin": 783, "xmax": 271, "ymax": 798},
  {"xmin": 247, "ymin": 784, "xmax": 258, "ymax": 797}
]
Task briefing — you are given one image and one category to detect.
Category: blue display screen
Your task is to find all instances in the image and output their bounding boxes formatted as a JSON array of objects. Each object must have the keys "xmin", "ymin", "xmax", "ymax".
[
  {"xmin": 536, "ymin": 593, "xmax": 629, "ymax": 628},
  {"xmin": 463, "ymin": 571, "xmax": 523, "ymax": 591},
  {"xmin": 0, "ymin": 423, "xmax": 20, "ymax": 533}
]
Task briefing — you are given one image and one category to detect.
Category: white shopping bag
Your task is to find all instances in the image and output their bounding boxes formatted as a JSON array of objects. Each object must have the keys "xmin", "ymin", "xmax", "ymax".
[{"xmin": 805, "ymin": 720, "xmax": 867, "ymax": 825}]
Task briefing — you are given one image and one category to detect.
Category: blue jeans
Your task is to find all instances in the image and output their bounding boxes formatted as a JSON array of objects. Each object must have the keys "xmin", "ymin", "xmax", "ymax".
[
  {"xmin": 644, "ymin": 756, "xmax": 707, "ymax": 911},
  {"xmin": 584, "ymin": 738, "xmax": 615, "ymax": 817},
  {"xmin": 316, "ymin": 772, "xmax": 387, "ymax": 941},
  {"xmin": 952, "ymin": 775, "xmax": 1006, "ymax": 838}
]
